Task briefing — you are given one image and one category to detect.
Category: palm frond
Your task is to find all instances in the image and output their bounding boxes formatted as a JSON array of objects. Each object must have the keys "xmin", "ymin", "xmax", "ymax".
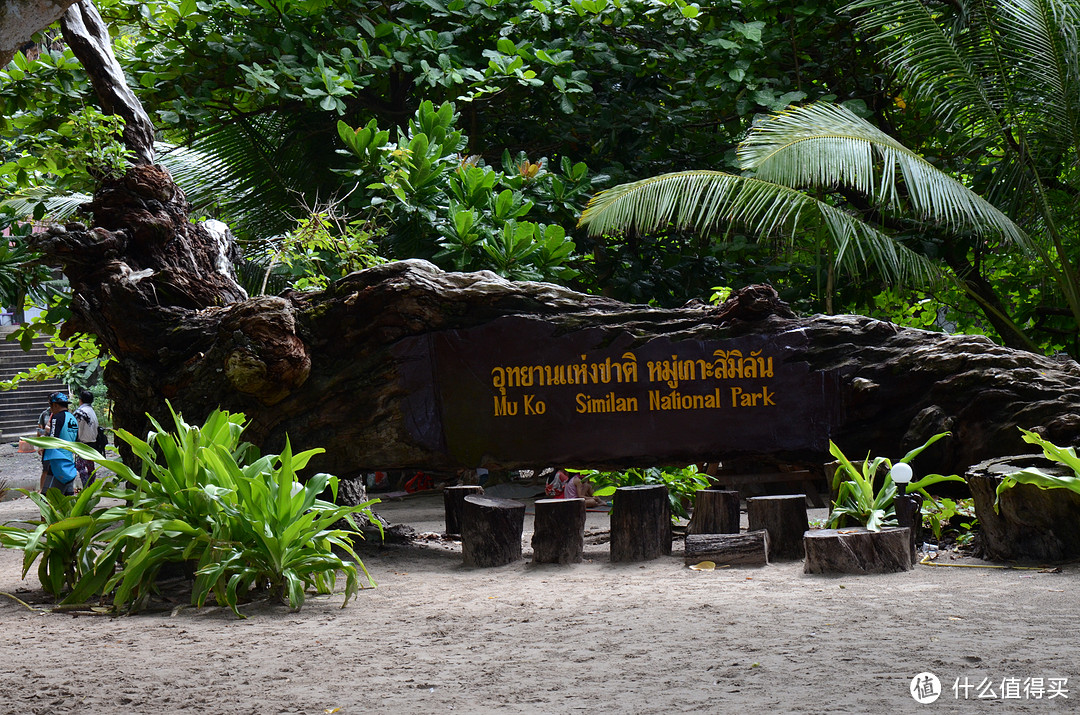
[
  {"xmin": 739, "ymin": 103, "xmax": 1031, "ymax": 249},
  {"xmin": 0, "ymin": 188, "xmax": 92, "ymax": 222},
  {"xmin": 996, "ymin": 0, "xmax": 1080, "ymax": 150},
  {"xmin": 846, "ymin": 0, "xmax": 1010, "ymax": 142},
  {"xmin": 578, "ymin": 170, "xmax": 940, "ymax": 286},
  {"xmin": 159, "ymin": 112, "xmax": 349, "ymax": 242}
]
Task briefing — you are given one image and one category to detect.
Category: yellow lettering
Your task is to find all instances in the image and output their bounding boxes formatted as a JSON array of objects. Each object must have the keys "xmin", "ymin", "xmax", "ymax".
[{"xmin": 523, "ymin": 394, "xmax": 546, "ymax": 415}]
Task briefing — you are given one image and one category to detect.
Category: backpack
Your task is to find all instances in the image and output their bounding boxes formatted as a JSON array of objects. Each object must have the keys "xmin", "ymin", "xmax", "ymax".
[{"xmin": 93, "ymin": 428, "xmax": 108, "ymax": 456}]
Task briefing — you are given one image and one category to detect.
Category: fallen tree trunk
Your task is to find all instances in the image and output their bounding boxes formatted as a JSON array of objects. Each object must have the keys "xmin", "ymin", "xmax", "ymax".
[
  {"xmin": 31, "ymin": 192, "xmax": 1080, "ymax": 481},
  {"xmin": 22, "ymin": 0, "xmax": 1080, "ymax": 490}
]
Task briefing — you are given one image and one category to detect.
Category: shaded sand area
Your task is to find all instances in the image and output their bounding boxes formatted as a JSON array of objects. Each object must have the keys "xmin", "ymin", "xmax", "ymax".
[{"xmin": 0, "ymin": 447, "xmax": 1077, "ymax": 713}]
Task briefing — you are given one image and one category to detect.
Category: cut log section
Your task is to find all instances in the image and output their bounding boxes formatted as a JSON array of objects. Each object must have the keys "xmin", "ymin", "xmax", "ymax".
[
  {"xmin": 443, "ymin": 484, "xmax": 485, "ymax": 536},
  {"xmin": 687, "ymin": 489, "xmax": 740, "ymax": 535},
  {"xmin": 746, "ymin": 494, "xmax": 809, "ymax": 561},
  {"xmin": 610, "ymin": 484, "xmax": 672, "ymax": 562},
  {"xmin": 461, "ymin": 495, "xmax": 525, "ymax": 568},
  {"xmin": 803, "ymin": 527, "xmax": 913, "ymax": 574},
  {"xmin": 531, "ymin": 498, "xmax": 586, "ymax": 564},
  {"xmin": 685, "ymin": 530, "xmax": 769, "ymax": 566}
]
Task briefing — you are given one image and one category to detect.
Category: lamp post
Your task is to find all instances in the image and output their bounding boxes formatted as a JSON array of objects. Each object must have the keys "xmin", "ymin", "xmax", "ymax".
[{"xmin": 890, "ymin": 463, "xmax": 921, "ymax": 564}]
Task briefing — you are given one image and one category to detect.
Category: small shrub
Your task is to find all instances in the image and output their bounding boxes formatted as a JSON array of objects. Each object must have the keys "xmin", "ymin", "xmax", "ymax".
[{"xmin": 13, "ymin": 403, "xmax": 378, "ymax": 617}]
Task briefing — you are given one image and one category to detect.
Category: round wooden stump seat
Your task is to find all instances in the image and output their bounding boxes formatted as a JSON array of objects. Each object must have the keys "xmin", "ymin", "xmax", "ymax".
[
  {"xmin": 747, "ymin": 494, "xmax": 808, "ymax": 561},
  {"xmin": 443, "ymin": 484, "xmax": 485, "ymax": 536},
  {"xmin": 461, "ymin": 495, "xmax": 525, "ymax": 568},
  {"xmin": 687, "ymin": 489, "xmax": 740, "ymax": 535},
  {"xmin": 611, "ymin": 484, "xmax": 672, "ymax": 562},
  {"xmin": 967, "ymin": 456, "xmax": 1080, "ymax": 562},
  {"xmin": 531, "ymin": 498, "xmax": 586, "ymax": 564},
  {"xmin": 804, "ymin": 527, "xmax": 913, "ymax": 574}
]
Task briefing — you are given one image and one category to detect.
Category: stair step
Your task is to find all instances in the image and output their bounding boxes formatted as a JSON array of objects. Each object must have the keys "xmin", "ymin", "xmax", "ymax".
[{"xmin": 0, "ymin": 327, "xmax": 75, "ymax": 440}]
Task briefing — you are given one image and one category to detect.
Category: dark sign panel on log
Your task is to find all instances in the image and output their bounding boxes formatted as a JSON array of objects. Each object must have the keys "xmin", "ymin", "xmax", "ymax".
[{"xmin": 397, "ymin": 317, "xmax": 841, "ymax": 467}]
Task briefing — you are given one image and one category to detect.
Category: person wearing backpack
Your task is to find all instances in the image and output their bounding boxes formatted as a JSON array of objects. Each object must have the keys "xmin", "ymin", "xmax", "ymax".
[
  {"xmin": 40, "ymin": 392, "xmax": 80, "ymax": 495},
  {"xmin": 73, "ymin": 389, "xmax": 102, "ymax": 487}
]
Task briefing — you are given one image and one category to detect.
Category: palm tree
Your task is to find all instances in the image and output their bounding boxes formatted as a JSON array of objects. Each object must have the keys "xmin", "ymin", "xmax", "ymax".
[
  {"xmin": 581, "ymin": 0, "xmax": 1080, "ymax": 354},
  {"xmin": 579, "ymin": 102, "xmax": 1036, "ymax": 347}
]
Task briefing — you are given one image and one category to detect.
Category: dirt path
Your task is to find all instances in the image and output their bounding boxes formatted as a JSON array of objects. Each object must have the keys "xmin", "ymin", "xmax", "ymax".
[{"xmin": 0, "ymin": 450, "xmax": 1076, "ymax": 713}]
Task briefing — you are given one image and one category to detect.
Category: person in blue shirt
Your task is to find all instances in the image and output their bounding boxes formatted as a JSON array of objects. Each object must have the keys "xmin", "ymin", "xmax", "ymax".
[{"xmin": 39, "ymin": 392, "xmax": 80, "ymax": 495}]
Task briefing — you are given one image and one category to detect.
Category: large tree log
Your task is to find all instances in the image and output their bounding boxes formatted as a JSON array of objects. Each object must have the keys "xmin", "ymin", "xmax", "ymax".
[{"xmin": 31, "ymin": 184, "xmax": 1080, "ymax": 482}]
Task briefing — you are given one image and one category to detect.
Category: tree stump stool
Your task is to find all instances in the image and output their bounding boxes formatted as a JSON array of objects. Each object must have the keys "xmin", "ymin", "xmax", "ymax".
[
  {"xmin": 531, "ymin": 498, "xmax": 586, "ymax": 564},
  {"xmin": 685, "ymin": 530, "xmax": 769, "ymax": 566},
  {"xmin": 610, "ymin": 484, "xmax": 672, "ymax": 562},
  {"xmin": 804, "ymin": 527, "xmax": 913, "ymax": 574},
  {"xmin": 443, "ymin": 485, "xmax": 485, "ymax": 536},
  {"xmin": 687, "ymin": 489, "xmax": 740, "ymax": 535},
  {"xmin": 747, "ymin": 494, "xmax": 808, "ymax": 561},
  {"xmin": 461, "ymin": 495, "xmax": 525, "ymax": 568}
]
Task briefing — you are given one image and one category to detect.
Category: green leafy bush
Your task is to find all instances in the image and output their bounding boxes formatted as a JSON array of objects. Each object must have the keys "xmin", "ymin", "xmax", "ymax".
[
  {"xmin": 828, "ymin": 433, "xmax": 965, "ymax": 531},
  {"xmin": 577, "ymin": 465, "xmax": 711, "ymax": 521},
  {"xmin": 921, "ymin": 496, "xmax": 978, "ymax": 544},
  {"xmin": 13, "ymin": 404, "xmax": 378, "ymax": 617}
]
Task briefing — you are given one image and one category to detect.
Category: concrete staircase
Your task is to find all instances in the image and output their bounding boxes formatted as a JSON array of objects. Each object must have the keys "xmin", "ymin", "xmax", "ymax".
[{"xmin": 0, "ymin": 327, "xmax": 67, "ymax": 439}]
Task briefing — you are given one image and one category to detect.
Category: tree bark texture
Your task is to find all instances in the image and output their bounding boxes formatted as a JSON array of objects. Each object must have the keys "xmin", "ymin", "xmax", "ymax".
[
  {"xmin": 746, "ymin": 495, "xmax": 809, "ymax": 561},
  {"xmin": 687, "ymin": 489, "xmax": 740, "ymax": 535},
  {"xmin": 443, "ymin": 485, "xmax": 484, "ymax": 537},
  {"xmin": 804, "ymin": 527, "xmax": 913, "ymax": 574},
  {"xmin": 460, "ymin": 495, "xmax": 525, "ymax": 568},
  {"xmin": 531, "ymin": 498, "xmax": 586, "ymax": 564},
  {"xmin": 60, "ymin": 1, "xmax": 155, "ymax": 164},
  {"xmin": 967, "ymin": 457, "xmax": 1080, "ymax": 562},
  {"xmin": 610, "ymin": 484, "xmax": 672, "ymax": 562},
  {"xmin": 684, "ymin": 531, "xmax": 769, "ymax": 566}
]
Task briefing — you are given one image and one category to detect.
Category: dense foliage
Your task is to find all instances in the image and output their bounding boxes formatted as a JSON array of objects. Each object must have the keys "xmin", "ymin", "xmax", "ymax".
[{"xmin": 2, "ymin": 0, "xmax": 877, "ymax": 301}]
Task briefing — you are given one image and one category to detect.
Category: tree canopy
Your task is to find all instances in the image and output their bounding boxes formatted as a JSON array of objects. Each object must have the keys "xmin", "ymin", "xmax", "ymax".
[{"xmin": 5, "ymin": 0, "xmax": 1080, "ymax": 358}]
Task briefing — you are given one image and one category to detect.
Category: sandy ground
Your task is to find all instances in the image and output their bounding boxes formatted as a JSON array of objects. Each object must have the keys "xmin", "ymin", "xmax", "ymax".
[{"xmin": 1, "ymin": 445, "xmax": 1078, "ymax": 713}]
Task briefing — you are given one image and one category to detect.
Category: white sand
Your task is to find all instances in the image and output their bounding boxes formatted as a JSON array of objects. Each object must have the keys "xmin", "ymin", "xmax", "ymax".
[{"xmin": 0, "ymin": 448, "xmax": 1076, "ymax": 713}]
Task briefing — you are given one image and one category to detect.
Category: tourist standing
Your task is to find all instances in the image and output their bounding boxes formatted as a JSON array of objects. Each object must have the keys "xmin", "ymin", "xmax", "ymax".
[
  {"xmin": 40, "ymin": 392, "xmax": 79, "ymax": 495},
  {"xmin": 73, "ymin": 389, "xmax": 100, "ymax": 487}
]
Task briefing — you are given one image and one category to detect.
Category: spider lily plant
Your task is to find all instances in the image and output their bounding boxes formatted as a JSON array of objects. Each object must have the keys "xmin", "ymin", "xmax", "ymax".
[{"xmin": 828, "ymin": 432, "xmax": 966, "ymax": 531}]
